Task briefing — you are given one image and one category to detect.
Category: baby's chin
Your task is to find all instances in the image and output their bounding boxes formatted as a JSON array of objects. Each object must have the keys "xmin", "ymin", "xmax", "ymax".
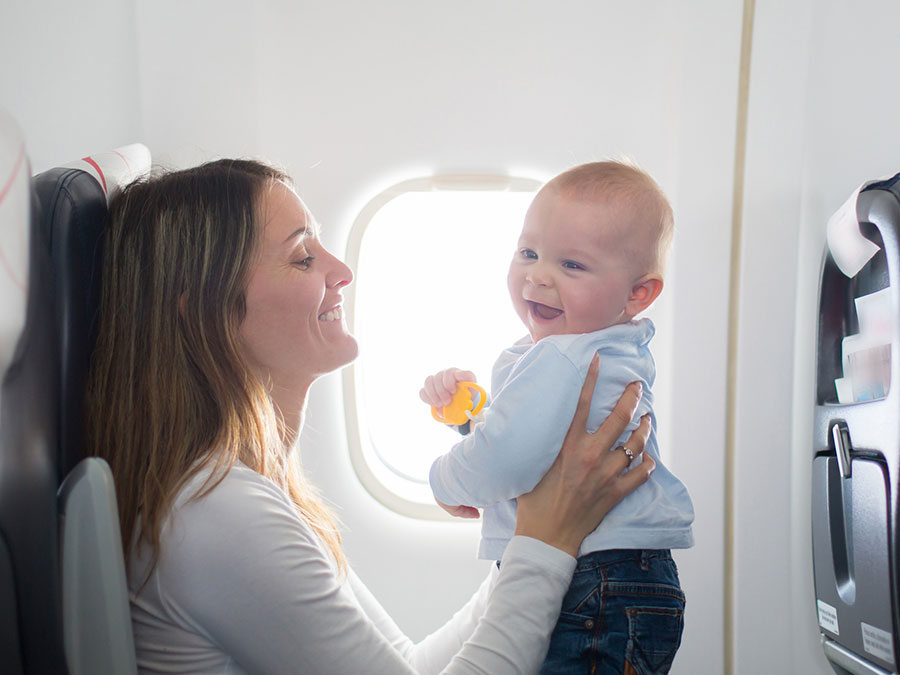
[
  {"xmin": 528, "ymin": 319, "xmax": 627, "ymax": 342},
  {"xmin": 528, "ymin": 325, "xmax": 566, "ymax": 343}
]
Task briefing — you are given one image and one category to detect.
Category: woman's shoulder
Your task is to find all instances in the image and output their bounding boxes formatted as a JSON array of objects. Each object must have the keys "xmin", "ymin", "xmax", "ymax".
[
  {"xmin": 139, "ymin": 461, "xmax": 337, "ymax": 604},
  {"xmin": 160, "ymin": 462, "xmax": 323, "ymax": 563},
  {"xmin": 173, "ymin": 462, "xmax": 293, "ymax": 517},
  {"xmin": 130, "ymin": 462, "xmax": 349, "ymax": 670},
  {"xmin": 189, "ymin": 461, "xmax": 292, "ymax": 501}
]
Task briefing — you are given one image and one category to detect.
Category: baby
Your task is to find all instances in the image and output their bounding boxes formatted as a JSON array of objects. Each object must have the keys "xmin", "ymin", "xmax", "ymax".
[{"xmin": 421, "ymin": 161, "xmax": 694, "ymax": 674}]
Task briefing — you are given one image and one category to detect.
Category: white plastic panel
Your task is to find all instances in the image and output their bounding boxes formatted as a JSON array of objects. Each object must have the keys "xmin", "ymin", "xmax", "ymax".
[
  {"xmin": 0, "ymin": 108, "xmax": 29, "ymax": 379},
  {"xmin": 62, "ymin": 143, "xmax": 151, "ymax": 202},
  {"xmin": 58, "ymin": 458, "xmax": 137, "ymax": 675}
]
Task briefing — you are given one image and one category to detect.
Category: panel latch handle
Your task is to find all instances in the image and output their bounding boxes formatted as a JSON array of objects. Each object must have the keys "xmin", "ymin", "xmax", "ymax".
[{"xmin": 831, "ymin": 421, "xmax": 852, "ymax": 479}]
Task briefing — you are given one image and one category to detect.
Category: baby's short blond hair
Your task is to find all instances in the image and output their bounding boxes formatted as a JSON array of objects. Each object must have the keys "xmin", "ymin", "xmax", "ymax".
[{"xmin": 544, "ymin": 160, "xmax": 674, "ymax": 275}]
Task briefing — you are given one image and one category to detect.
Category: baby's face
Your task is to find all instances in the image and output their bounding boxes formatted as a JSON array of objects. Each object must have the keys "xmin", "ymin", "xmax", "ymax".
[{"xmin": 507, "ymin": 190, "xmax": 644, "ymax": 343}]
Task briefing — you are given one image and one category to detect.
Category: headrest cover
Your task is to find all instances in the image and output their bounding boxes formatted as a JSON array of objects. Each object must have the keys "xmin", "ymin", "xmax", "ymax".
[
  {"xmin": 62, "ymin": 143, "xmax": 151, "ymax": 204},
  {"xmin": 0, "ymin": 108, "xmax": 30, "ymax": 376}
]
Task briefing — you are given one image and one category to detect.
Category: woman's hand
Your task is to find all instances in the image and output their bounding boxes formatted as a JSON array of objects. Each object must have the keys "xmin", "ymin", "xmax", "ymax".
[{"xmin": 515, "ymin": 355, "xmax": 655, "ymax": 557}]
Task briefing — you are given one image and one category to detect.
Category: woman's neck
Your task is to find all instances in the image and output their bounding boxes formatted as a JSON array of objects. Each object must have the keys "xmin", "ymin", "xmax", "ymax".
[{"xmin": 271, "ymin": 382, "xmax": 311, "ymax": 447}]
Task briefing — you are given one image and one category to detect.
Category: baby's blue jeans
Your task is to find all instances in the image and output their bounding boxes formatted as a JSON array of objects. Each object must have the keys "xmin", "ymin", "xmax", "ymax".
[{"xmin": 539, "ymin": 549, "xmax": 685, "ymax": 674}]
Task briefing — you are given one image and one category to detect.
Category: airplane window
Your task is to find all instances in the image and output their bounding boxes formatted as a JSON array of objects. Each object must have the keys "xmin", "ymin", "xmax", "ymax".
[{"xmin": 344, "ymin": 176, "xmax": 540, "ymax": 518}]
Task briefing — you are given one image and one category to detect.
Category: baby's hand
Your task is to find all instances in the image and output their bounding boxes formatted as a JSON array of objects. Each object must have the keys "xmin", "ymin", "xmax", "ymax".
[
  {"xmin": 420, "ymin": 368, "xmax": 477, "ymax": 408},
  {"xmin": 436, "ymin": 498, "xmax": 480, "ymax": 519}
]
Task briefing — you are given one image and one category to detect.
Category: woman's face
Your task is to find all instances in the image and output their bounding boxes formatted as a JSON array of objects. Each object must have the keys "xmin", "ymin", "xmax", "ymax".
[{"xmin": 239, "ymin": 182, "xmax": 358, "ymax": 392}]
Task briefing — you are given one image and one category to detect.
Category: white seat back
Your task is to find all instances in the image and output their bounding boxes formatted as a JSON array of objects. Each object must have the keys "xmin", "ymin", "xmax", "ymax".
[{"xmin": 58, "ymin": 457, "xmax": 138, "ymax": 675}]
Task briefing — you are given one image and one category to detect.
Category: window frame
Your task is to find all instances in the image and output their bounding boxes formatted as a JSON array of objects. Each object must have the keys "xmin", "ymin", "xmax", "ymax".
[{"xmin": 342, "ymin": 174, "xmax": 542, "ymax": 520}]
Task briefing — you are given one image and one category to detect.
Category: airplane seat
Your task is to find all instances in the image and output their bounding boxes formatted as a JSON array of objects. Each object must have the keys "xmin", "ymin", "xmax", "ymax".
[
  {"xmin": 0, "ymin": 106, "xmax": 149, "ymax": 674},
  {"xmin": 33, "ymin": 145, "xmax": 150, "ymax": 481},
  {"xmin": 33, "ymin": 142, "xmax": 150, "ymax": 675},
  {"xmin": 0, "ymin": 108, "xmax": 66, "ymax": 673}
]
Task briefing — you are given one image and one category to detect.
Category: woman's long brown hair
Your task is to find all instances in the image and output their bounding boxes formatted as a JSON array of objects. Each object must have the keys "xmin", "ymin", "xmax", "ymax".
[{"xmin": 85, "ymin": 159, "xmax": 345, "ymax": 575}]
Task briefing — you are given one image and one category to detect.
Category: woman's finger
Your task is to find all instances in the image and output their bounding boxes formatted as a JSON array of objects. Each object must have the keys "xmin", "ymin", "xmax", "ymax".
[
  {"xmin": 624, "ymin": 413, "xmax": 652, "ymax": 455},
  {"xmin": 592, "ymin": 379, "xmax": 643, "ymax": 449},
  {"xmin": 570, "ymin": 354, "xmax": 600, "ymax": 434},
  {"xmin": 558, "ymin": 355, "xmax": 600, "ymax": 454},
  {"xmin": 606, "ymin": 413, "xmax": 651, "ymax": 473},
  {"xmin": 614, "ymin": 453, "xmax": 656, "ymax": 497}
]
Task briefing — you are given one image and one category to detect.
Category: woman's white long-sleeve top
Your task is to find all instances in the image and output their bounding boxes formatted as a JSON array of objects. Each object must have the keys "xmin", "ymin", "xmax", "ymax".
[{"xmin": 128, "ymin": 463, "xmax": 575, "ymax": 674}]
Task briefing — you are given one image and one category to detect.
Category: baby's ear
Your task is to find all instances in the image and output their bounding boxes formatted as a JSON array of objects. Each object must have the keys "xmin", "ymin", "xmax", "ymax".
[{"xmin": 625, "ymin": 275, "xmax": 663, "ymax": 317}]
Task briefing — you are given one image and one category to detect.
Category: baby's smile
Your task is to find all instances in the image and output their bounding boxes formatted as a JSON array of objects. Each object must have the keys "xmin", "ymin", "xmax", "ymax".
[{"xmin": 528, "ymin": 300, "xmax": 563, "ymax": 321}]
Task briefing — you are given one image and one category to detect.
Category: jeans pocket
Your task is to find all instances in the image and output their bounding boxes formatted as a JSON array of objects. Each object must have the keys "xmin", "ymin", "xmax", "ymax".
[
  {"xmin": 624, "ymin": 604, "xmax": 685, "ymax": 674},
  {"xmin": 558, "ymin": 568, "xmax": 602, "ymax": 617}
]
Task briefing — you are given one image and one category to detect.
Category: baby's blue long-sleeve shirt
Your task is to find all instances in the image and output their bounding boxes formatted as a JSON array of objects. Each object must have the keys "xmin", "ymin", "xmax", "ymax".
[{"xmin": 429, "ymin": 319, "xmax": 695, "ymax": 560}]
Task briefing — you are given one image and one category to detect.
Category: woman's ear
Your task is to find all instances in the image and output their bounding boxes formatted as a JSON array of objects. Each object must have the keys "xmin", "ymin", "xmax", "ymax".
[
  {"xmin": 625, "ymin": 275, "xmax": 663, "ymax": 317},
  {"xmin": 178, "ymin": 291, "xmax": 187, "ymax": 317}
]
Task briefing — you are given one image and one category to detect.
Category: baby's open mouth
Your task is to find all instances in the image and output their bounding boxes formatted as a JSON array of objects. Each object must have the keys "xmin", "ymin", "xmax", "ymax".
[{"xmin": 528, "ymin": 301, "xmax": 563, "ymax": 321}]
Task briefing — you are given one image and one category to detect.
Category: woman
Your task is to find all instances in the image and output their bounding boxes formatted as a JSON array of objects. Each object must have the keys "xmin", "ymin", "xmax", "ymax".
[{"xmin": 86, "ymin": 159, "xmax": 654, "ymax": 674}]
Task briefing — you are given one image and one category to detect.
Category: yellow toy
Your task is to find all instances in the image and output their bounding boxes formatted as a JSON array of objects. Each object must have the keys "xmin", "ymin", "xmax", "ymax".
[{"xmin": 431, "ymin": 381, "xmax": 487, "ymax": 426}]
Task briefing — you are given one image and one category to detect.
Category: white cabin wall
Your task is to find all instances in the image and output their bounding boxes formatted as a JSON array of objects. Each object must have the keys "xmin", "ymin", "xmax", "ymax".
[
  {"xmin": 738, "ymin": 1, "xmax": 900, "ymax": 673},
  {"xmin": 132, "ymin": 1, "xmax": 267, "ymax": 169},
  {"xmin": 663, "ymin": 6, "xmax": 743, "ymax": 671},
  {"xmin": 0, "ymin": 0, "xmax": 141, "ymax": 172},
  {"xmin": 735, "ymin": 1, "xmax": 821, "ymax": 671}
]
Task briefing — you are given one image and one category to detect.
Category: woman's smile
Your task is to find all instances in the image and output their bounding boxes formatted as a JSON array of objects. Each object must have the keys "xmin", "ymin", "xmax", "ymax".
[
  {"xmin": 240, "ymin": 183, "xmax": 358, "ymax": 389},
  {"xmin": 317, "ymin": 305, "xmax": 344, "ymax": 322}
]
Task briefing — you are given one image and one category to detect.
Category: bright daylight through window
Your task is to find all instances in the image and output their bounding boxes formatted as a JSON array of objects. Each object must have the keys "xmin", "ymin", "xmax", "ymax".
[{"xmin": 344, "ymin": 177, "xmax": 539, "ymax": 517}]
